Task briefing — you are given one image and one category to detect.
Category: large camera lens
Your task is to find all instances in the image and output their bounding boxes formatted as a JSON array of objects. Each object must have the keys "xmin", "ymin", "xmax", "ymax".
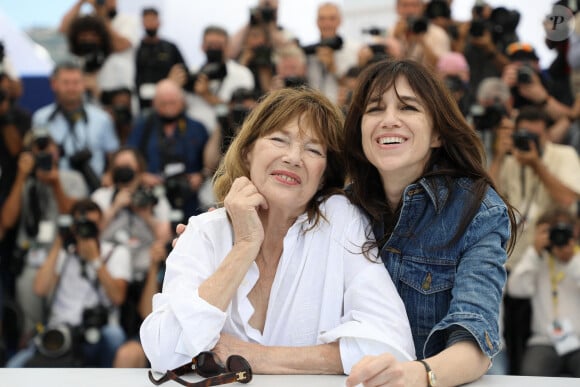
[{"xmin": 549, "ymin": 223, "xmax": 573, "ymax": 247}]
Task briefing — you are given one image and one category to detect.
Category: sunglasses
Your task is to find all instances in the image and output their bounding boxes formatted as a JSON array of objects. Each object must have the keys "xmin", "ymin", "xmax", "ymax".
[{"xmin": 148, "ymin": 351, "xmax": 252, "ymax": 387}]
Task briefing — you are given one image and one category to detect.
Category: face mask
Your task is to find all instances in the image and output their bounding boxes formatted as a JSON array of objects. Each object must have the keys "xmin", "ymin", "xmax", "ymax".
[
  {"xmin": 77, "ymin": 41, "xmax": 100, "ymax": 56},
  {"xmin": 158, "ymin": 112, "xmax": 182, "ymax": 124},
  {"xmin": 206, "ymin": 49, "xmax": 224, "ymax": 64},
  {"xmin": 112, "ymin": 166, "xmax": 135, "ymax": 185},
  {"xmin": 145, "ymin": 28, "xmax": 157, "ymax": 37},
  {"xmin": 108, "ymin": 8, "xmax": 118, "ymax": 19}
]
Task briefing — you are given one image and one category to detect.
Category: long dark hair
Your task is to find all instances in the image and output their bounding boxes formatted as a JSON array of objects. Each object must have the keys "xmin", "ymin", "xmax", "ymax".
[{"xmin": 344, "ymin": 59, "xmax": 517, "ymax": 252}]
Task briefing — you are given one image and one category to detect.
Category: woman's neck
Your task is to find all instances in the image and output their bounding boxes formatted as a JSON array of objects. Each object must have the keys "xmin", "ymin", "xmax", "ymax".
[{"xmin": 380, "ymin": 171, "xmax": 420, "ymax": 209}]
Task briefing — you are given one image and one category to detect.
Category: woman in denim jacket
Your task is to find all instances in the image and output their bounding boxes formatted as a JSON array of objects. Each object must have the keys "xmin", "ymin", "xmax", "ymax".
[{"xmin": 344, "ymin": 59, "xmax": 517, "ymax": 387}]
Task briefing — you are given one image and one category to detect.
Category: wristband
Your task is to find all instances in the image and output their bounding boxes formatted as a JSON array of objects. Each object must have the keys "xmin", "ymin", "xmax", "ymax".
[
  {"xmin": 416, "ymin": 359, "xmax": 437, "ymax": 387},
  {"xmin": 90, "ymin": 258, "xmax": 103, "ymax": 272}
]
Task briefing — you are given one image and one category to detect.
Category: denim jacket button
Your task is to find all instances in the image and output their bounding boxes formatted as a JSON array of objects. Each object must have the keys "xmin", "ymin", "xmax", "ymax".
[{"xmin": 421, "ymin": 272, "xmax": 432, "ymax": 291}]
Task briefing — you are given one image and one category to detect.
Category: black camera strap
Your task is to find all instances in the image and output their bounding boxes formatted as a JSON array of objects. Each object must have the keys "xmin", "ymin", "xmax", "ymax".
[{"xmin": 47, "ymin": 105, "xmax": 89, "ymax": 154}]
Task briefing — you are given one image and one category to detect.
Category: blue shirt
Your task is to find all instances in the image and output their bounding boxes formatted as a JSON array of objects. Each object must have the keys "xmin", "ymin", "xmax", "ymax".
[
  {"xmin": 127, "ymin": 113, "xmax": 209, "ymax": 215},
  {"xmin": 373, "ymin": 176, "xmax": 510, "ymax": 360},
  {"xmin": 32, "ymin": 103, "xmax": 119, "ymax": 177}
]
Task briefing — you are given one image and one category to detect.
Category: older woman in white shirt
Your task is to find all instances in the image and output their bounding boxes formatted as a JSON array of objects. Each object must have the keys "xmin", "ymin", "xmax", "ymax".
[{"xmin": 140, "ymin": 87, "xmax": 414, "ymax": 375}]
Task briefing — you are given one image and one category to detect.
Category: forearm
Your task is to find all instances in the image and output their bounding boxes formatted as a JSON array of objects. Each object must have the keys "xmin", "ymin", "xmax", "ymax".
[
  {"xmin": 139, "ymin": 264, "xmax": 160, "ymax": 318},
  {"xmin": 95, "ymin": 266, "xmax": 127, "ymax": 306},
  {"xmin": 238, "ymin": 341, "xmax": 343, "ymax": 375},
  {"xmin": 34, "ymin": 238, "xmax": 62, "ymax": 296},
  {"xmin": 51, "ymin": 180, "xmax": 77, "ymax": 214},
  {"xmin": 544, "ymin": 95, "xmax": 574, "ymax": 121},
  {"xmin": 419, "ymin": 341, "xmax": 489, "ymax": 387},
  {"xmin": 0, "ymin": 174, "xmax": 26, "ymax": 229},
  {"xmin": 533, "ymin": 161, "xmax": 579, "ymax": 206},
  {"xmin": 59, "ymin": 0, "xmax": 83, "ymax": 34},
  {"xmin": 198, "ymin": 243, "xmax": 258, "ymax": 310}
]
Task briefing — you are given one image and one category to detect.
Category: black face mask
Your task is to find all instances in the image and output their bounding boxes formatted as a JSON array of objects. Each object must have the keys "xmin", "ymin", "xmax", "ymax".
[
  {"xmin": 145, "ymin": 28, "xmax": 157, "ymax": 37},
  {"xmin": 77, "ymin": 41, "xmax": 100, "ymax": 56},
  {"xmin": 112, "ymin": 166, "xmax": 135, "ymax": 185},
  {"xmin": 206, "ymin": 49, "xmax": 224, "ymax": 64},
  {"xmin": 108, "ymin": 8, "xmax": 118, "ymax": 19},
  {"xmin": 158, "ymin": 112, "xmax": 182, "ymax": 124}
]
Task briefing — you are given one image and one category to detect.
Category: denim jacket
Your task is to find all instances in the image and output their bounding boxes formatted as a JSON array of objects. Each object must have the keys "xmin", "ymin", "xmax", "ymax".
[{"xmin": 373, "ymin": 176, "xmax": 509, "ymax": 359}]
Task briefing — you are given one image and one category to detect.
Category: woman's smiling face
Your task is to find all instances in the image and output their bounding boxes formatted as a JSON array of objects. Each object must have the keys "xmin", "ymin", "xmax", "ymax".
[
  {"xmin": 361, "ymin": 75, "xmax": 441, "ymax": 183},
  {"xmin": 246, "ymin": 115, "xmax": 327, "ymax": 216}
]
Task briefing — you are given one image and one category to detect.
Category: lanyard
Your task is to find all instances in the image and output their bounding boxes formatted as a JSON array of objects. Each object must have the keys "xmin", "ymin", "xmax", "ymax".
[{"xmin": 548, "ymin": 254, "xmax": 565, "ymax": 321}]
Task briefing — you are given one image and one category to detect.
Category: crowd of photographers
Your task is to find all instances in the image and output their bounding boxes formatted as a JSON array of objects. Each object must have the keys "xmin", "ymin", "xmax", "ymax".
[{"xmin": 0, "ymin": 0, "xmax": 580, "ymax": 377}]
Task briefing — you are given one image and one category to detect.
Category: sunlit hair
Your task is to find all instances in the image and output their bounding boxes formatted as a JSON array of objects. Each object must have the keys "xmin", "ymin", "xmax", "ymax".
[
  {"xmin": 213, "ymin": 87, "xmax": 346, "ymax": 225},
  {"xmin": 343, "ymin": 59, "xmax": 517, "ymax": 252}
]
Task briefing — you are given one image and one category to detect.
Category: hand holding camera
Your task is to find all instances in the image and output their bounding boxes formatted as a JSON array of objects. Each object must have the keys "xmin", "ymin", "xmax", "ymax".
[
  {"xmin": 533, "ymin": 222, "xmax": 551, "ymax": 255},
  {"xmin": 511, "ymin": 129, "xmax": 541, "ymax": 166},
  {"xmin": 17, "ymin": 151, "xmax": 35, "ymax": 178}
]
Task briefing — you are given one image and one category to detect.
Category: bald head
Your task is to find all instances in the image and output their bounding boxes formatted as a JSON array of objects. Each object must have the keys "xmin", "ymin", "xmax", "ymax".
[
  {"xmin": 153, "ymin": 79, "xmax": 186, "ymax": 118},
  {"xmin": 317, "ymin": 3, "xmax": 341, "ymax": 39}
]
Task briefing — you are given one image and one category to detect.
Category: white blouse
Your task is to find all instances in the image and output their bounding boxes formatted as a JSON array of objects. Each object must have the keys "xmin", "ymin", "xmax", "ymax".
[{"xmin": 140, "ymin": 195, "xmax": 415, "ymax": 373}]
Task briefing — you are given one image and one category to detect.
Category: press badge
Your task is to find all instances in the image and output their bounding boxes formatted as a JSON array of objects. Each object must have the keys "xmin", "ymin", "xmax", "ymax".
[
  {"xmin": 37, "ymin": 221, "xmax": 56, "ymax": 244},
  {"xmin": 547, "ymin": 319, "xmax": 580, "ymax": 355}
]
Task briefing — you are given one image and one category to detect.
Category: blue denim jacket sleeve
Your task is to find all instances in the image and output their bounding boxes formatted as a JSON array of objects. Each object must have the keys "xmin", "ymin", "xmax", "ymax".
[
  {"xmin": 378, "ymin": 179, "xmax": 509, "ymax": 360},
  {"xmin": 425, "ymin": 194, "xmax": 509, "ymax": 359}
]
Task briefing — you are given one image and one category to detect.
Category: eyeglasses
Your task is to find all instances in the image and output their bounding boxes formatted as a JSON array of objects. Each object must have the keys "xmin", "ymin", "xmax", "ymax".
[{"xmin": 148, "ymin": 351, "xmax": 252, "ymax": 387}]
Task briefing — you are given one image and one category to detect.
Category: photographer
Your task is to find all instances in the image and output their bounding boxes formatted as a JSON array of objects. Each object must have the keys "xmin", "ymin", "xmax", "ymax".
[
  {"xmin": 127, "ymin": 80, "xmax": 209, "ymax": 218},
  {"xmin": 304, "ymin": 3, "xmax": 360, "ymax": 104},
  {"xmin": 32, "ymin": 62, "xmax": 119, "ymax": 192},
  {"xmin": 170, "ymin": 26, "xmax": 254, "ymax": 109},
  {"xmin": 135, "ymin": 7, "xmax": 187, "ymax": 110},
  {"xmin": 236, "ymin": 23, "xmax": 275, "ymax": 96},
  {"xmin": 59, "ymin": 0, "xmax": 139, "ymax": 94},
  {"xmin": 6, "ymin": 199, "xmax": 130, "ymax": 367},
  {"xmin": 502, "ymin": 42, "xmax": 575, "ymax": 122},
  {"xmin": 91, "ymin": 147, "xmax": 171, "ymax": 338},
  {"xmin": 0, "ymin": 130, "xmax": 87, "ymax": 338},
  {"xmin": 389, "ymin": 0, "xmax": 450, "ymax": 68},
  {"xmin": 507, "ymin": 208, "xmax": 580, "ymax": 377},
  {"xmin": 270, "ymin": 44, "xmax": 309, "ymax": 91},
  {"xmin": 463, "ymin": 3, "xmax": 514, "ymax": 92},
  {"xmin": 491, "ymin": 107, "xmax": 580, "ymax": 270},
  {"xmin": 227, "ymin": 0, "xmax": 294, "ymax": 60}
]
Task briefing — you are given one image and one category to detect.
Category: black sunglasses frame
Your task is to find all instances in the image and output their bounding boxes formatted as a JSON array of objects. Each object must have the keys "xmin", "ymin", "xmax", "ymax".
[{"xmin": 148, "ymin": 352, "xmax": 252, "ymax": 387}]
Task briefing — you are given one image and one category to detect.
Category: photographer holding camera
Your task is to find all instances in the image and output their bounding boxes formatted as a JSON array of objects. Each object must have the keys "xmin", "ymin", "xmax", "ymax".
[
  {"xmin": 59, "ymin": 0, "xmax": 139, "ymax": 94},
  {"xmin": 32, "ymin": 62, "xmax": 119, "ymax": 192},
  {"xmin": 490, "ymin": 107, "xmax": 580, "ymax": 270},
  {"xmin": 91, "ymin": 147, "xmax": 171, "ymax": 338},
  {"xmin": 0, "ymin": 129, "xmax": 88, "ymax": 338},
  {"xmin": 389, "ymin": 0, "xmax": 450, "ymax": 68},
  {"xmin": 6, "ymin": 199, "xmax": 130, "ymax": 367},
  {"xmin": 303, "ymin": 3, "xmax": 360, "ymax": 104},
  {"xmin": 127, "ymin": 80, "xmax": 209, "ymax": 218},
  {"xmin": 507, "ymin": 207, "xmax": 580, "ymax": 377},
  {"xmin": 502, "ymin": 42, "xmax": 576, "ymax": 122}
]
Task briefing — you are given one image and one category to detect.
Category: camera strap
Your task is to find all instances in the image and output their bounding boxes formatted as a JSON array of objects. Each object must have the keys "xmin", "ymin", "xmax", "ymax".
[{"xmin": 47, "ymin": 105, "xmax": 89, "ymax": 154}]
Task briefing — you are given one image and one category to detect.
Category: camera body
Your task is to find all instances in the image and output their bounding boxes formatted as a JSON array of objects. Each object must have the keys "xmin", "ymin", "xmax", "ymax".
[
  {"xmin": 132, "ymin": 186, "xmax": 158, "ymax": 209},
  {"xmin": 302, "ymin": 36, "xmax": 343, "ymax": 56},
  {"xmin": 512, "ymin": 129, "xmax": 540, "ymax": 152},
  {"xmin": 35, "ymin": 152, "xmax": 53, "ymax": 172},
  {"xmin": 471, "ymin": 102, "xmax": 507, "ymax": 131},
  {"xmin": 74, "ymin": 217, "xmax": 99, "ymax": 239},
  {"xmin": 407, "ymin": 16, "xmax": 429, "ymax": 34},
  {"xmin": 284, "ymin": 76, "xmax": 309, "ymax": 89},
  {"xmin": 164, "ymin": 173, "xmax": 192, "ymax": 210},
  {"xmin": 549, "ymin": 223, "xmax": 574, "ymax": 247},
  {"xmin": 252, "ymin": 45, "xmax": 273, "ymax": 67},
  {"xmin": 516, "ymin": 65, "xmax": 535, "ymax": 84},
  {"xmin": 249, "ymin": 4, "xmax": 276, "ymax": 26}
]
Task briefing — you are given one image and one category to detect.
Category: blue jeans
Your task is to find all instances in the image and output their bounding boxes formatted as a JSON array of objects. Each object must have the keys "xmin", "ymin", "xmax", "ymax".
[{"xmin": 6, "ymin": 324, "xmax": 125, "ymax": 368}]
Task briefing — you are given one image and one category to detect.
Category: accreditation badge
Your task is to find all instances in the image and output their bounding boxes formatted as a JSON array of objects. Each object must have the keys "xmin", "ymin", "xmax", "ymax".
[{"xmin": 546, "ymin": 319, "xmax": 580, "ymax": 355}]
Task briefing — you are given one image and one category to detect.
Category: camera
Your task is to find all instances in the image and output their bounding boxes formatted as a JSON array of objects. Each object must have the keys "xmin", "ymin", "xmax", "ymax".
[
  {"xmin": 132, "ymin": 186, "xmax": 158, "ymax": 209},
  {"xmin": 252, "ymin": 45, "xmax": 273, "ymax": 67},
  {"xmin": 34, "ymin": 324, "xmax": 80, "ymax": 358},
  {"xmin": 68, "ymin": 148, "xmax": 100, "ymax": 192},
  {"xmin": 35, "ymin": 152, "xmax": 53, "ymax": 172},
  {"xmin": 302, "ymin": 36, "xmax": 343, "ymax": 56},
  {"xmin": 471, "ymin": 102, "xmax": 507, "ymax": 131},
  {"xmin": 443, "ymin": 75, "xmax": 465, "ymax": 93},
  {"xmin": 73, "ymin": 217, "xmax": 99, "ymax": 239},
  {"xmin": 549, "ymin": 223, "xmax": 574, "ymax": 247},
  {"xmin": 186, "ymin": 62, "xmax": 227, "ymax": 90},
  {"xmin": 164, "ymin": 173, "xmax": 192, "ymax": 210},
  {"xmin": 250, "ymin": 4, "xmax": 276, "ymax": 26},
  {"xmin": 516, "ymin": 65, "xmax": 535, "ymax": 84},
  {"xmin": 82, "ymin": 304, "xmax": 109, "ymax": 344},
  {"xmin": 407, "ymin": 16, "xmax": 429, "ymax": 34},
  {"xmin": 284, "ymin": 76, "xmax": 309, "ymax": 89},
  {"xmin": 512, "ymin": 129, "xmax": 540, "ymax": 152}
]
